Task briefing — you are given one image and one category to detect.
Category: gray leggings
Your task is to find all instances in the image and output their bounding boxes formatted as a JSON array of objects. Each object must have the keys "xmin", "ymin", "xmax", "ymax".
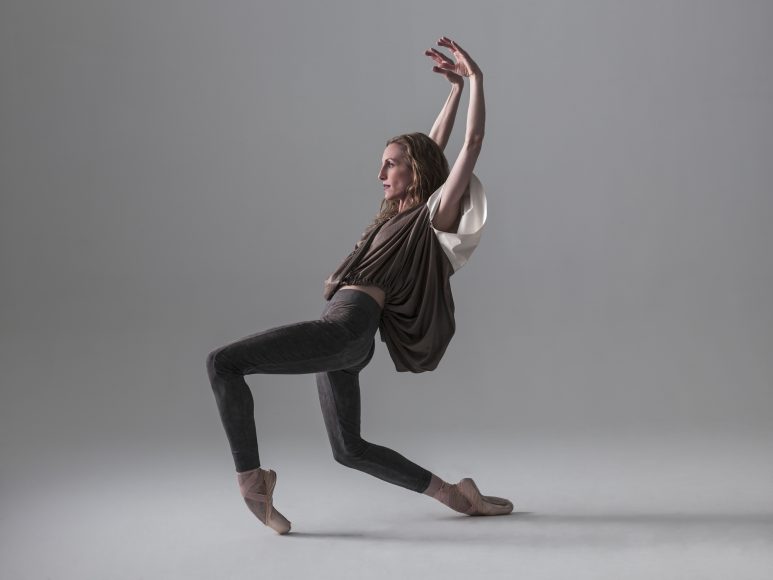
[{"xmin": 205, "ymin": 288, "xmax": 433, "ymax": 493}]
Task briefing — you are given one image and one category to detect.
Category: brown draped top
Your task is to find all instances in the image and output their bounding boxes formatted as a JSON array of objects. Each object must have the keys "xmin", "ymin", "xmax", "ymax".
[{"xmin": 323, "ymin": 172, "xmax": 487, "ymax": 373}]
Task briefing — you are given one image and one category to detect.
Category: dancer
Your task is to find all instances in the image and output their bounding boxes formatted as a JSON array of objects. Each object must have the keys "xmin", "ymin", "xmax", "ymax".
[{"xmin": 206, "ymin": 36, "xmax": 512, "ymax": 535}]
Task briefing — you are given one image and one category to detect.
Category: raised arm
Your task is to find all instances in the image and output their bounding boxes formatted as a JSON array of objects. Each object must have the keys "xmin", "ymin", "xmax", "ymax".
[
  {"xmin": 425, "ymin": 47, "xmax": 465, "ymax": 151},
  {"xmin": 429, "ymin": 37, "xmax": 485, "ymax": 233},
  {"xmin": 428, "ymin": 84, "xmax": 463, "ymax": 151}
]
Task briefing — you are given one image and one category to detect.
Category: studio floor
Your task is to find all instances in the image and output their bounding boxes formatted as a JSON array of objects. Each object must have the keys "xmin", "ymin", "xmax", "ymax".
[{"xmin": 2, "ymin": 430, "xmax": 771, "ymax": 579}]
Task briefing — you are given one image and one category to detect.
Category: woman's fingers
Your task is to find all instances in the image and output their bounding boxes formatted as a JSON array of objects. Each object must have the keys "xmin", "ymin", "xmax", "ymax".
[
  {"xmin": 425, "ymin": 49, "xmax": 454, "ymax": 71},
  {"xmin": 424, "ymin": 48, "xmax": 441, "ymax": 61},
  {"xmin": 425, "ymin": 47, "xmax": 449, "ymax": 60},
  {"xmin": 435, "ymin": 36, "xmax": 479, "ymax": 77},
  {"xmin": 438, "ymin": 36, "xmax": 470, "ymax": 58},
  {"xmin": 438, "ymin": 37, "xmax": 460, "ymax": 52},
  {"xmin": 428, "ymin": 38, "xmax": 476, "ymax": 78},
  {"xmin": 425, "ymin": 47, "xmax": 452, "ymax": 66},
  {"xmin": 452, "ymin": 42, "xmax": 471, "ymax": 58},
  {"xmin": 428, "ymin": 47, "xmax": 449, "ymax": 60}
]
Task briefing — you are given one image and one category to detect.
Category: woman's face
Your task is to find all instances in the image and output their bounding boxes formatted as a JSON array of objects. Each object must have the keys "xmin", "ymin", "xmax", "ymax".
[{"xmin": 378, "ymin": 143, "xmax": 413, "ymax": 202}]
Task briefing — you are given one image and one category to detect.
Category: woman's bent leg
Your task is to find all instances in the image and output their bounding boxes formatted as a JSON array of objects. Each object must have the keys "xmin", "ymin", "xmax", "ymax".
[
  {"xmin": 206, "ymin": 308, "xmax": 376, "ymax": 473},
  {"xmin": 205, "ymin": 357, "xmax": 260, "ymax": 472},
  {"xmin": 206, "ymin": 289, "xmax": 382, "ymax": 472},
  {"xmin": 315, "ymin": 338, "xmax": 433, "ymax": 493}
]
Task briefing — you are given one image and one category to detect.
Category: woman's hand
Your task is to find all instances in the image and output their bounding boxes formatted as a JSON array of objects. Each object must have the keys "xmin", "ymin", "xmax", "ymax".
[
  {"xmin": 426, "ymin": 36, "xmax": 482, "ymax": 80},
  {"xmin": 425, "ymin": 45, "xmax": 464, "ymax": 87}
]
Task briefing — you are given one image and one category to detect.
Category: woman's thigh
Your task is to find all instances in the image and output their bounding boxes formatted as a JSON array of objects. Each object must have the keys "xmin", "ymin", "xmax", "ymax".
[
  {"xmin": 315, "ymin": 336, "xmax": 375, "ymax": 453},
  {"xmin": 209, "ymin": 289, "xmax": 381, "ymax": 377},
  {"xmin": 209, "ymin": 316, "xmax": 373, "ymax": 376}
]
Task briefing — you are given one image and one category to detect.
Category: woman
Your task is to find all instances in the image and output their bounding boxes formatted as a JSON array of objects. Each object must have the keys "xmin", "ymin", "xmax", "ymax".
[{"xmin": 206, "ymin": 37, "xmax": 512, "ymax": 535}]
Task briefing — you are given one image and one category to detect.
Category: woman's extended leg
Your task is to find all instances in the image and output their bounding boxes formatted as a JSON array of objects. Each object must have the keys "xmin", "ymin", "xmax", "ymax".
[
  {"xmin": 315, "ymin": 356, "xmax": 514, "ymax": 514},
  {"xmin": 315, "ymin": 339, "xmax": 434, "ymax": 494}
]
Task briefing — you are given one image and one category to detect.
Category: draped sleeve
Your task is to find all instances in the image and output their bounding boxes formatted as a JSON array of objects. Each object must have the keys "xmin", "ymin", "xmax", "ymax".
[{"xmin": 425, "ymin": 172, "xmax": 487, "ymax": 272}]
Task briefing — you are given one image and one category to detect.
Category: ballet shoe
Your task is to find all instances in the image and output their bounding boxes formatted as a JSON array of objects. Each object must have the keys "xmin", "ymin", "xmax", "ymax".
[
  {"xmin": 480, "ymin": 494, "xmax": 513, "ymax": 508},
  {"xmin": 457, "ymin": 477, "xmax": 514, "ymax": 516},
  {"xmin": 432, "ymin": 480, "xmax": 475, "ymax": 515},
  {"xmin": 237, "ymin": 467, "xmax": 292, "ymax": 534}
]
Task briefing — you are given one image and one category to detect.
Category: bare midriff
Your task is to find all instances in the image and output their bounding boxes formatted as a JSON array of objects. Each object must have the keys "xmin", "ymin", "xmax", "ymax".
[{"xmin": 339, "ymin": 284, "xmax": 386, "ymax": 310}]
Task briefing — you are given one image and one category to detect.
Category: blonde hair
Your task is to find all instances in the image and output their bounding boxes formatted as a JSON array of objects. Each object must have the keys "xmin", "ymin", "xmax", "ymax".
[{"xmin": 358, "ymin": 132, "xmax": 449, "ymax": 242}]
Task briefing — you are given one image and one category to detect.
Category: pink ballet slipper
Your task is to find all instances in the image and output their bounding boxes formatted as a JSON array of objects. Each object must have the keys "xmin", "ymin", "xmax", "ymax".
[
  {"xmin": 237, "ymin": 468, "xmax": 292, "ymax": 534},
  {"xmin": 457, "ymin": 477, "xmax": 514, "ymax": 516}
]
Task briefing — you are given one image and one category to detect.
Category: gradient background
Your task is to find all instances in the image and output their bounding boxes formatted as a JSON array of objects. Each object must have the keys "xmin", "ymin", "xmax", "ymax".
[{"xmin": 1, "ymin": 1, "xmax": 771, "ymax": 578}]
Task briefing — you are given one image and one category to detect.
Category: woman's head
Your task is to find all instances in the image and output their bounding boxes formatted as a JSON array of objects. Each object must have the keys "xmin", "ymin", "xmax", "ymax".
[
  {"xmin": 359, "ymin": 133, "xmax": 448, "ymax": 240},
  {"xmin": 378, "ymin": 132, "xmax": 449, "ymax": 209}
]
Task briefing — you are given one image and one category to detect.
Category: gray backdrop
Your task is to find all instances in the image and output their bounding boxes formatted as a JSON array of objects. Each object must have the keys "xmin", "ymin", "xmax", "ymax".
[
  {"xmin": 0, "ymin": 0, "xmax": 773, "ymax": 580},
  {"xmin": 1, "ymin": 2, "xmax": 772, "ymax": 577},
  {"xmin": 2, "ymin": 0, "xmax": 772, "ymax": 460}
]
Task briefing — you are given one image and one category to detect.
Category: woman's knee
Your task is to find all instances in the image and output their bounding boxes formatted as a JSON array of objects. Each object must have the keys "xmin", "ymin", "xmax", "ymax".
[
  {"xmin": 340, "ymin": 337, "xmax": 376, "ymax": 376},
  {"xmin": 206, "ymin": 346, "xmax": 227, "ymax": 378},
  {"xmin": 331, "ymin": 437, "xmax": 369, "ymax": 467}
]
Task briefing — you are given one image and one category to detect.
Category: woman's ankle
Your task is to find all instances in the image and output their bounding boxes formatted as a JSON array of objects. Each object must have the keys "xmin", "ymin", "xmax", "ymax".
[
  {"xmin": 425, "ymin": 477, "xmax": 474, "ymax": 514},
  {"xmin": 236, "ymin": 466, "xmax": 265, "ymax": 475},
  {"xmin": 422, "ymin": 473, "xmax": 444, "ymax": 496}
]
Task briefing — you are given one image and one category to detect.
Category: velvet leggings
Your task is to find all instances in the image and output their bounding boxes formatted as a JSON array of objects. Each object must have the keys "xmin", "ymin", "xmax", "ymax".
[{"xmin": 205, "ymin": 288, "xmax": 433, "ymax": 493}]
